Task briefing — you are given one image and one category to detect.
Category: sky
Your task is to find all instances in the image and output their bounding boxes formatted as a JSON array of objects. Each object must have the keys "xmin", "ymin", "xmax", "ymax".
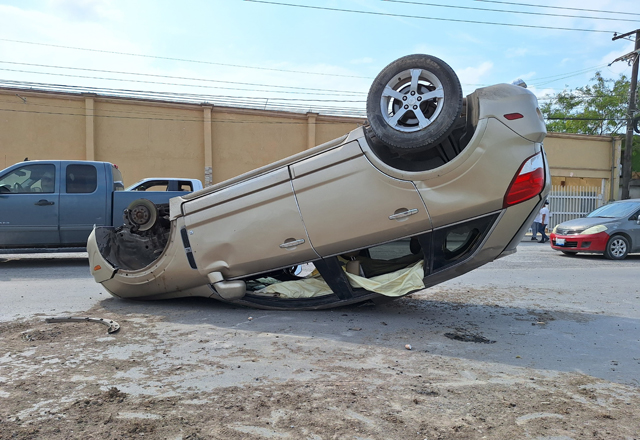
[{"xmin": 0, "ymin": 0, "xmax": 638, "ymax": 118}]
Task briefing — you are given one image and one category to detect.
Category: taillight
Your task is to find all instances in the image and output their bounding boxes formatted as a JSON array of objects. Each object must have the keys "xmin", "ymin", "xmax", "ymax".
[
  {"xmin": 504, "ymin": 113, "xmax": 524, "ymax": 120},
  {"xmin": 503, "ymin": 152, "xmax": 544, "ymax": 208}
]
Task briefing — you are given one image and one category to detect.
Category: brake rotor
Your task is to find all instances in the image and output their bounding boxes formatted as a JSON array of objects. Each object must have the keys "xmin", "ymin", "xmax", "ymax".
[{"xmin": 126, "ymin": 198, "xmax": 158, "ymax": 231}]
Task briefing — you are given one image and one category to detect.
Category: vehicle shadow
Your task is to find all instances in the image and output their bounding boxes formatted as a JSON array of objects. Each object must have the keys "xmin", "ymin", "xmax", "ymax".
[{"xmin": 97, "ymin": 293, "xmax": 639, "ymax": 388}]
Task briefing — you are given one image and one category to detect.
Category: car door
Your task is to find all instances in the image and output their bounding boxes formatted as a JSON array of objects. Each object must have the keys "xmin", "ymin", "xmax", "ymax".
[
  {"xmin": 59, "ymin": 163, "xmax": 108, "ymax": 245},
  {"xmin": 182, "ymin": 167, "xmax": 318, "ymax": 279},
  {"xmin": 0, "ymin": 162, "xmax": 60, "ymax": 247},
  {"xmin": 627, "ymin": 206, "xmax": 640, "ymax": 252},
  {"xmin": 290, "ymin": 141, "xmax": 432, "ymax": 257}
]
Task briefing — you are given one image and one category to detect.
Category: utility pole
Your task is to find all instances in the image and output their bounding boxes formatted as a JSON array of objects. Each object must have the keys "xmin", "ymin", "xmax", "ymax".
[{"xmin": 612, "ymin": 30, "xmax": 640, "ymax": 200}]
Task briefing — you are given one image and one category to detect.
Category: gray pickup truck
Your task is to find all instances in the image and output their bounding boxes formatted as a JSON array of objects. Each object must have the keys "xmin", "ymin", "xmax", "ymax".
[{"xmin": 0, "ymin": 160, "xmax": 194, "ymax": 253}]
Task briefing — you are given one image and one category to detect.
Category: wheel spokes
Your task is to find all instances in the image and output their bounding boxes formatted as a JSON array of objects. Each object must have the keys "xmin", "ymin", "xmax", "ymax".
[
  {"xmin": 420, "ymin": 86, "xmax": 444, "ymax": 101},
  {"xmin": 382, "ymin": 86, "xmax": 405, "ymax": 101},
  {"xmin": 414, "ymin": 109, "xmax": 432, "ymax": 129},
  {"xmin": 388, "ymin": 106, "xmax": 411, "ymax": 127},
  {"xmin": 410, "ymin": 69, "xmax": 421, "ymax": 92}
]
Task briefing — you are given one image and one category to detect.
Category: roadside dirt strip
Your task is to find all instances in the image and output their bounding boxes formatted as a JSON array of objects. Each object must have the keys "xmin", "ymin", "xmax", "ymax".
[{"xmin": 1, "ymin": 293, "xmax": 639, "ymax": 440}]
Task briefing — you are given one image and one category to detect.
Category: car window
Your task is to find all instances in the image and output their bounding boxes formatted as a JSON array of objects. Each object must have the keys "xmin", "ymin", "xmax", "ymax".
[
  {"xmin": 0, "ymin": 164, "xmax": 56, "ymax": 194},
  {"xmin": 133, "ymin": 180, "xmax": 169, "ymax": 191},
  {"xmin": 66, "ymin": 164, "xmax": 97, "ymax": 194},
  {"xmin": 111, "ymin": 165, "xmax": 124, "ymax": 191},
  {"xmin": 178, "ymin": 181, "xmax": 193, "ymax": 191}
]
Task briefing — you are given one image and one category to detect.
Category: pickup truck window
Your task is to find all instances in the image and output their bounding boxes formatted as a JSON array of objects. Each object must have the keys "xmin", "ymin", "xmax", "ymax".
[
  {"xmin": 111, "ymin": 165, "xmax": 124, "ymax": 191},
  {"xmin": 0, "ymin": 164, "xmax": 55, "ymax": 194},
  {"xmin": 66, "ymin": 164, "xmax": 97, "ymax": 194}
]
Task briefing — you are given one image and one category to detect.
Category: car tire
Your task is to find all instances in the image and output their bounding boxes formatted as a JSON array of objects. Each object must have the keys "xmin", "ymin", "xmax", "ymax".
[
  {"xmin": 561, "ymin": 251, "xmax": 578, "ymax": 256},
  {"xmin": 366, "ymin": 54, "xmax": 463, "ymax": 152},
  {"xmin": 604, "ymin": 235, "xmax": 629, "ymax": 260}
]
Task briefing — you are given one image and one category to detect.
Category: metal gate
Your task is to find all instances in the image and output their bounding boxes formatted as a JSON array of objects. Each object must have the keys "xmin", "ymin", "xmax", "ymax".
[{"xmin": 547, "ymin": 184, "xmax": 604, "ymax": 230}]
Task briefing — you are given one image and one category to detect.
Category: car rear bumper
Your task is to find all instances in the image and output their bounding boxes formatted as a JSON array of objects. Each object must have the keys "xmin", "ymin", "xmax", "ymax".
[{"xmin": 550, "ymin": 231, "xmax": 609, "ymax": 253}]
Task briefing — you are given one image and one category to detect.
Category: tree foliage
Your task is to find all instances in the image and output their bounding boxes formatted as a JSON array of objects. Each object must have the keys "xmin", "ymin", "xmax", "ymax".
[{"xmin": 540, "ymin": 72, "xmax": 631, "ymax": 135}]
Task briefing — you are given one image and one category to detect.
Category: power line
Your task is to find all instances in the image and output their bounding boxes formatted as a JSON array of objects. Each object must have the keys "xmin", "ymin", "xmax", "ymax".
[
  {"xmin": 0, "ymin": 67, "xmax": 369, "ymax": 100},
  {"xmin": 0, "ymin": 38, "xmax": 372, "ymax": 80},
  {"xmin": 545, "ymin": 116, "xmax": 627, "ymax": 122},
  {"xmin": 474, "ymin": 0, "xmax": 640, "ymax": 17},
  {"xmin": 0, "ymin": 80, "xmax": 367, "ymax": 117},
  {"xmin": 0, "ymin": 61, "xmax": 367, "ymax": 97},
  {"xmin": 0, "ymin": 104, "xmax": 625, "ymax": 125},
  {"xmin": 0, "ymin": 106, "xmax": 363, "ymax": 124},
  {"xmin": 244, "ymin": 0, "xmax": 615, "ymax": 33},
  {"xmin": 384, "ymin": 0, "xmax": 640, "ymax": 23}
]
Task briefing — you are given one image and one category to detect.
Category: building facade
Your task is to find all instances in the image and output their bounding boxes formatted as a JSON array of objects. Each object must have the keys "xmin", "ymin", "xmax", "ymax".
[{"xmin": 0, "ymin": 87, "xmax": 622, "ymax": 202}]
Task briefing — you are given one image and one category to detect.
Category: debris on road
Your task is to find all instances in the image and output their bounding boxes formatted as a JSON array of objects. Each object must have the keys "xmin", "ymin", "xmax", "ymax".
[{"xmin": 45, "ymin": 316, "xmax": 120, "ymax": 334}]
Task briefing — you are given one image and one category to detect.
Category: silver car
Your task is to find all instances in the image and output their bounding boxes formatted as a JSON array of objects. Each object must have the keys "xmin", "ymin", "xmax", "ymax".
[{"xmin": 88, "ymin": 54, "xmax": 550, "ymax": 310}]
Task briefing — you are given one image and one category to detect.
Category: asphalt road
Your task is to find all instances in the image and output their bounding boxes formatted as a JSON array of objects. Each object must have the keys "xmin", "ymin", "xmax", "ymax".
[{"xmin": 1, "ymin": 241, "xmax": 638, "ymax": 388}]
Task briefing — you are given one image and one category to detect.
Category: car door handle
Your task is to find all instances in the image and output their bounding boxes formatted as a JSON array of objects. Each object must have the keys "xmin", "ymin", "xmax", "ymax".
[
  {"xmin": 35, "ymin": 199, "xmax": 55, "ymax": 206},
  {"xmin": 279, "ymin": 238, "xmax": 305, "ymax": 249},
  {"xmin": 389, "ymin": 208, "xmax": 418, "ymax": 220}
]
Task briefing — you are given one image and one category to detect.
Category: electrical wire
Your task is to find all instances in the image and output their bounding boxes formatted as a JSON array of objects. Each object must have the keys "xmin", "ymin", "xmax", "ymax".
[
  {"xmin": 0, "ymin": 61, "xmax": 367, "ymax": 97},
  {"xmin": 384, "ymin": 0, "xmax": 640, "ymax": 23},
  {"xmin": 0, "ymin": 106, "xmax": 364, "ymax": 124},
  {"xmin": 0, "ymin": 79, "xmax": 367, "ymax": 117},
  {"xmin": 0, "ymin": 38, "xmax": 373, "ymax": 80},
  {"xmin": 0, "ymin": 67, "xmax": 370, "ymax": 99},
  {"xmin": 474, "ymin": 0, "xmax": 640, "ymax": 17},
  {"xmin": 244, "ymin": 0, "xmax": 616, "ymax": 33}
]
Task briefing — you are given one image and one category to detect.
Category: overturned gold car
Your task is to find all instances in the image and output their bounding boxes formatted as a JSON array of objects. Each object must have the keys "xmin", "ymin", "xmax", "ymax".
[{"xmin": 88, "ymin": 54, "xmax": 550, "ymax": 310}]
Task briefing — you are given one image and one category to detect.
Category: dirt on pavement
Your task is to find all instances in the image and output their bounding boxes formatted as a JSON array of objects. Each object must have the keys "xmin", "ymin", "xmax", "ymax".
[{"xmin": 1, "ymin": 294, "xmax": 639, "ymax": 440}]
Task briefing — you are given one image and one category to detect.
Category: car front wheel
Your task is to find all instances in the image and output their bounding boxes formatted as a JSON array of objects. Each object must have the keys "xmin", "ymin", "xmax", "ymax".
[{"xmin": 604, "ymin": 235, "xmax": 629, "ymax": 260}]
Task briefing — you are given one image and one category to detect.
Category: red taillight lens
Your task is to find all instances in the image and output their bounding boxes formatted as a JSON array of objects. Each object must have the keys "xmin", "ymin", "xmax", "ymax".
[
  {"xmin": 504, "ymin": 113, "xmax": 524, "ymax": 120},
  {"xmin": 503, "ymin": 152, "xmax": 544, "ymax": 208}
]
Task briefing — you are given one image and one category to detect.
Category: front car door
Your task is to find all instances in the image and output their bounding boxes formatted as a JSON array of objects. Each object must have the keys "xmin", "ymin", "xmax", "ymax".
[
  {"xmin": 624, "ymin": 204, "xmax": 640, "ymax": 252},
  {"xmin": 290, "ymin": 141, "xmax": 432, "ymax": 257},
  {"xmin": 0, "ymin": 162, "xmax": 60, "ymax": 247}
]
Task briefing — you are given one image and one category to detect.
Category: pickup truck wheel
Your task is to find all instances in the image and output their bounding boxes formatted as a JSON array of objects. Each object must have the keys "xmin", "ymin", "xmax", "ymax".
[{"xmin": 366, "ymin": 54, "xmax": 463, "ymax": 152}]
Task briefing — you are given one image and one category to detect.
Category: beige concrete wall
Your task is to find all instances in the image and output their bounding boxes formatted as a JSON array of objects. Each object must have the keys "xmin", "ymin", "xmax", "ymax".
[
  {"xmin": 0, "ymin": 87, "xmax": 365, "ymax": 186},
  {"xmin": 0, "ymin": 92, "xmax": 85, "ymax": 169},
  {"xmin": 0, "ymin": 87, "xmax": 620, "ymax": 199},
  {"xmin": 93, "ymin": 100, "xmax": 205, "ymax": 185}
]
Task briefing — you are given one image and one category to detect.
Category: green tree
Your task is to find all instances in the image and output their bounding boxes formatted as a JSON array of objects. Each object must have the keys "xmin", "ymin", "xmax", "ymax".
[{"xmin": 541, "ymin": 72, "xmax": 630, "ymax": 135}]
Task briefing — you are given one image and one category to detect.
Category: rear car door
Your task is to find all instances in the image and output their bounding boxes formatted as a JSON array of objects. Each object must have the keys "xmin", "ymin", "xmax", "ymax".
[
  {"xmin": 59, "ymin": 162, "xmax": 108, "ymax": 245},
  {"xmin": 290, "ymin": 141, "xmax": 431, "ymax": 257},
  {"xmin": 0, "ymin": 162, "xmax": 60, "ymax": 247},
  {"xmin": 182, "ymin": 167, "xmax": 318, "ymax": 279}
]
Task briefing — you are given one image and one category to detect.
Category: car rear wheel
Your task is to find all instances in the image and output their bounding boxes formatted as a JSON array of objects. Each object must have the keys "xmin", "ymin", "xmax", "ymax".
[
  {"xmin": 366, "ymin": 54, "xmax": 463, "ymax": 152},
  {"xmin": 604, "ymin": 235, "xmax": 629, "ymax": 260}
]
